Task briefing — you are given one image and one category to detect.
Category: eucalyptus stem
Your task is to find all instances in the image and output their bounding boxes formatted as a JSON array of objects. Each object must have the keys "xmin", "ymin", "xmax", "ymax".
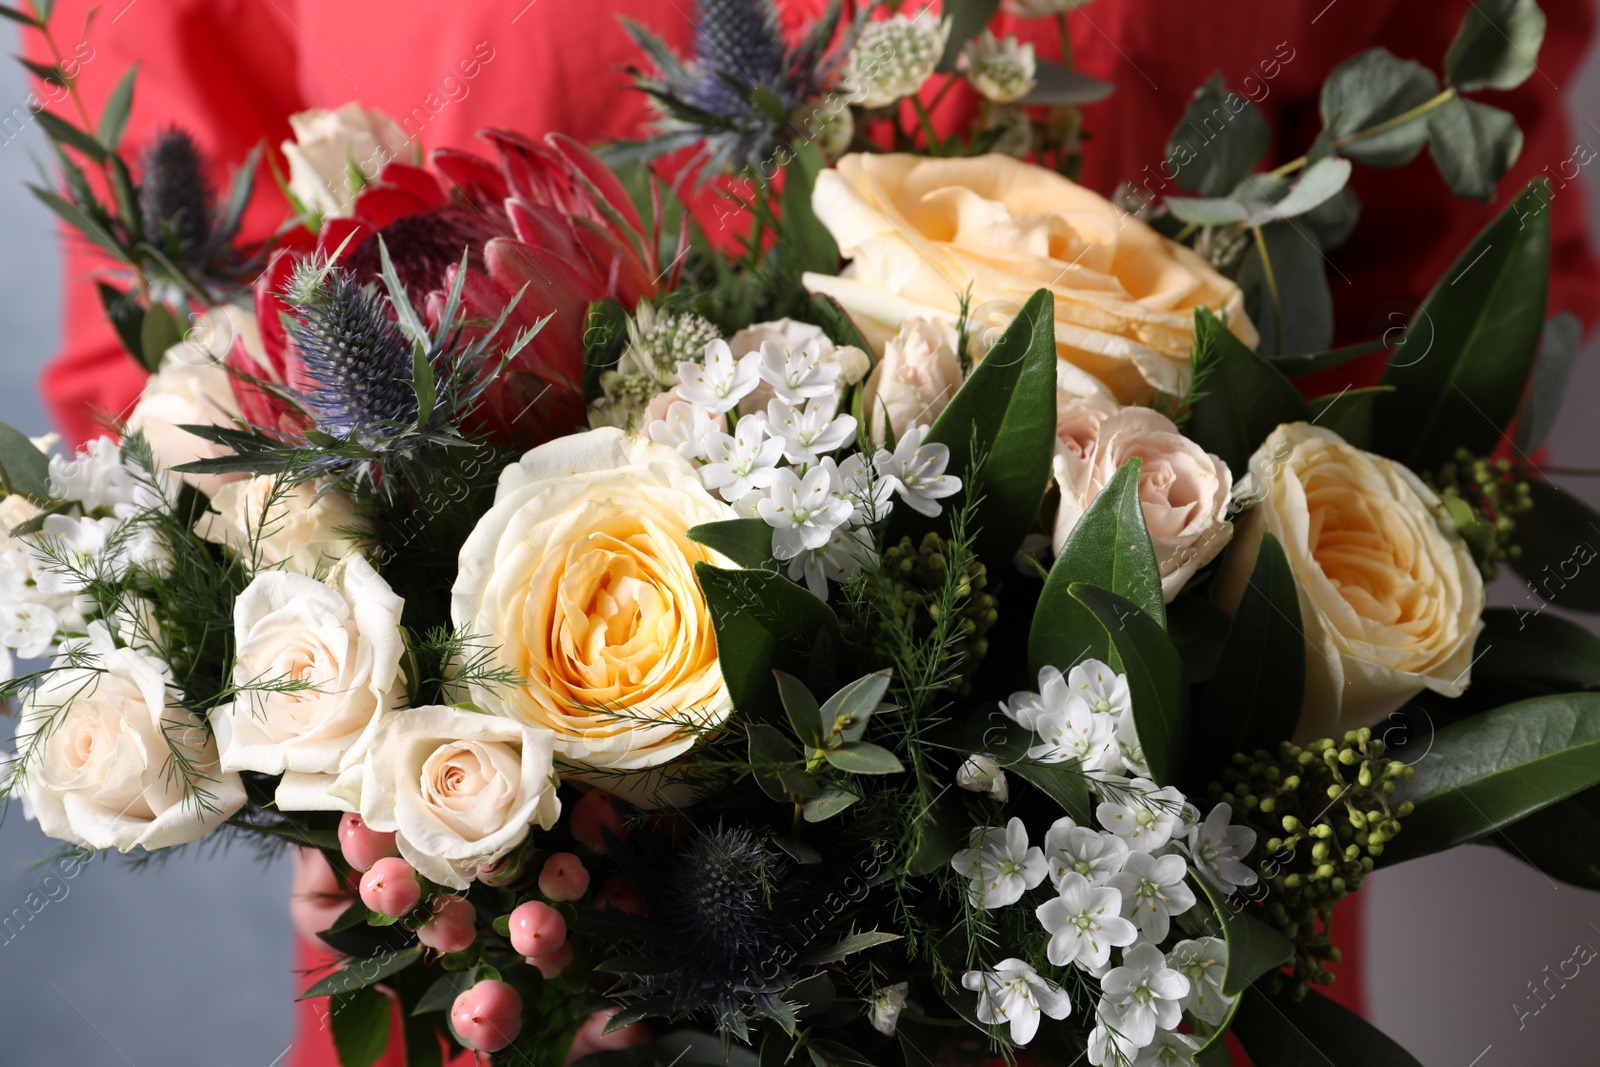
[
  {"xmin": 1250, "ymin": 225, "xmax": 1284, "ymax": 354},
  {"xmin": 1269, "ymin": 87, "xmax": 1457, "ymax": 178},
  {"xmin": 1055, "ymin": 11, "xmax": 1074, "ymax": 68}
]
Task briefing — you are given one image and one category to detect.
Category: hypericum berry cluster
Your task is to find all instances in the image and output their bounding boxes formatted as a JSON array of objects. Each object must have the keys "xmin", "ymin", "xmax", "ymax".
[
  {"xmin": 1427, "ymin": 448, "xmax": 1532, "ymax": 580},
  {"xmin": 1210, "ymin": 730, "xmax": 1415, "ymax": 999}
]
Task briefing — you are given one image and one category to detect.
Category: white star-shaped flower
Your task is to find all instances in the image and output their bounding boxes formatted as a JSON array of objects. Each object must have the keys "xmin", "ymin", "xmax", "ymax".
[
  {"xmin": 1186, "ymin": 801, "xmax": 1259, "ymax": 893},
  {"xmin": 766, "ymin": 397, "xmax": 857, "ymax": 466},
  {"xmin": 698, "ymin": 414, "xmax": 785, "ymax": 501},
  {"xmin": 1036, "ymin": 872, "xmax": 1138, "ymax": 971},
  {"xmin": 950, "ymin": 816, "xmax": 1048, "ymax": 909},
  {"xmin": 784, "ymin": 522, "xmax": 875, "ymax": 599},
  {"xmin": 1028, "ymin": 689, "xmax": 1120, "ymax": 773},
  {"xmin": 754, "ymin": 337, "xmax": 840, "ymax": 405},
  {"xmin": 1043, "ymin": 817, "xmax": 1131, "ymax": 890},
  {"xmin": 1109, "ymin": 850, "xmax": 1197, "ymax": 942},
  {"xmin": 961, "ymin": 958, "xmax": 1071, "ymax": 1046},
  {"xmin": 873, "ymin": 424, "xmax": 961, "ymax": 517},
  {"xmin": 1098, "ymin": 942, "xmax": 1191, "ymax": 1048},
  {"xmin": 746, "ymin": 465, "xmax": 854, "ymax": 560},
  {"xmin": 647, "ymin": 399, "xmax": 724, "ymax": 461},
  {"xmin": 1166, "ymin": 936, "xmax": 1233, "ymax": 1027},
  {"xmin": 1097, "ymin": 778, "xmax": 1189, "ymax": 853},
  {"xmin": 676, "ymin": 338, "xmax": 759, "ymax": 414}
]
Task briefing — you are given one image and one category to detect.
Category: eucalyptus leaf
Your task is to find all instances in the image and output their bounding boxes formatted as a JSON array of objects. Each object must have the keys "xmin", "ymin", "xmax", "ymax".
[
  {"xmin": 818, "ymin": 670, "xmax": 892, "ymax": 744},
  {"xmin": 1514, "ymin": 312, "xmax": 1582, "ymax": 451},
  {"xmin": 1165, "ymin": 196, "xmax": 1251, "ymax": 227},
  {"xmin": 1373, "ymin": 180, "xmax": 1550, "ymax": 471},
  {"xmin": 802, "ymin": 787, "xmax": 861, "ymax": 822},
  {"xmin": 823, "ymin": 740, "xmax": 905, "ymax": 775},
  {"xmin": 1018, "ymin": 60, "xmax": 1115, "ymax": 106},
  {"xmin": 1381, "ymin": 693, "xmax": 1600, "ymax": 865},
  {"xmin": 1193, "ymin": 533, "xmax": 1304, "ymax": 778},
  {"xmin": 775, "ymin": 671, "xmax": 825, "ymax": 746},
  {"xmin": 1029, "ymin": 458, "xmax": 1164, "ymax": 676},
  {"xmin": 1319, "ymin": 48, "xmax": 1440, "ymax": 168},
  {"xmin": 1071, "ymin": 584, "xmax": 1186, "ymax": 786},
  {"xmin": 1186, "ymin": 307, "xmax": 1310, "ymax": 473},
  {"xmin": 1166, "ymin": 72, "xmax": 1272, "ymax": 197},
  {"xmin": 1444, "ymin": 0, "xmax": 1547, "ymax": 91},
  {"xmin": 1474, "ymin": 608, "xmax": 1600, "ymax": 690},
  {"xmin": 1426, "ymin": 94, "xmax": 1523, "ymax": 202},
  {"xmin": 1236, "ymin": 157, "xmax": 1353, "ymax": 227}
]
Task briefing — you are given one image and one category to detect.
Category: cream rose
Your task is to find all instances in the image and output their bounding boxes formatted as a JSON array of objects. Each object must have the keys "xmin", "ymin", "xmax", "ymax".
[
  {"xmin": 126, "ymin": 306, "xmax": 262, "ymax": 498},
  {"xmin": 332, "ymin": 705, "xmax": 559, "ymax": 889},
  {"xmin": 1054, "ymin": 407, "xmax": 1233, "ymax": 602},
  {"xmin": 197, "ymin": 475, "xmax": 369, "ymax": 575},
  {"xmin": 1051, "ymin": 361, "xmax": 1121, "ymax": 494},
  {"xmin": 1217, "ymin": 423, "xmax": 1485, "ymax": 740},
  {"xmin": 860, "ymin": 317, "xmax": 963, "ymax": 446},
  {"xmin": 18, "ymin": 624, "xmax": 246, "ymax": 851},
  {"xmin": 729, "ymin": 318, "xmax": 870, "ymax": 416},
  {"xmin": 283, "ymin": 103, "xmax": 411, "ymax": 218},
  {"xmin": 803, "ymin": 153, "xmax": 1257, "ymax": 402},
  {"xmin": 451, "ymin": 429, "xmax": 736, "ymax": 801},
  {"xmin": 213, "ymin": 555, "xmax": 406, "ymax": 810}
]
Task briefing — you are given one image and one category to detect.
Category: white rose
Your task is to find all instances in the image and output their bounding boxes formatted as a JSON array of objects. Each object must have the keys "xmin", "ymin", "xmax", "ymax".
[
  {"xmin": 451, "ymin": 428, "xmax": 736, "ymax": 803},
  {"xmin": 283, "ymin": 103, "xmax": 411, "ymax": 218},
  {"xmin": 1217, "ymin": 423, "xmax": 1485, "ymax": 740},
  {"xmin": 728, "ymin": 318, "xmax": 870, "ymax": 416},
  {"xmin": 860, "ymin": 317, "xmax": 963, "ymax": 446},
  {"xmin": 127, "ymin": 305, "xmax": 261, "ymax": 499},
  {"xmin": 1054, "ymin": 407, "xmax": 1233, "ymax": 602},
  {"xmin": 213, "ymin": 555, "xmax": 406, "ymax": 810},
  {"xmin": 197, "ymin": 475, "xmax": 369, "ymax": 575},
  {"xmin": 17, "ymin": 624, "xmax": 246, "ymax": 851},
  {"xmin": 332, "ymin": 705, "xmax": 560, "ymax": 890}
]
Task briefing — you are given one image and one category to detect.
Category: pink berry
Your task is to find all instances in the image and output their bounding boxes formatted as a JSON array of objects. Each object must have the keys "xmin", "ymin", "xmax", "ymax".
[
  {"xmin": 570, "ymin": 790, "xmax": 626, "ymax": 854},
  {"xmin": 339, "ymin": 812, "xmax": 399, "ymax": 872},
  {"xmin": 417, "ymin": 895, "xmax": 477, "ymax": 954},
  {"xmin": 358, "ymin": 856, "xmax": 421, "ymax": 917},
  {"xmin": 594, "ymin": 875, "xmax": 647, "ymax": 915},
  {"xmin": 530, "ymin": 940, "xmax": 573, "ymax": 979},
  {"xmin": 451, "ymin": 979, "xmax": 522, "ymax": 1053},
  {"xmin": 508, "ymin": 900, "xmax": 567, "ymax": 958},
  {"xmin": 538, "ymin": 853, "xmax": 590, "ymax": 902}
]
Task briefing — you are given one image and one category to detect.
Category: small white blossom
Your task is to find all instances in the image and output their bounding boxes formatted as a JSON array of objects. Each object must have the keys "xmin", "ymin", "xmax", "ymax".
[
  {"xmin": 1098, "ymin": 942, "xmax": 1190, "ymax": 1048},
  {"xmin": 828, "ymin": 453, "xmax": 895, "ymax": 525},
  {"xmin": 951, "ymin": 816, "xmax": 1047, "ymax": 909},
  {"xmin": 1132, "ymin": 1031, "xmax": 1202, "ymax": 1066},
  {"xmin": 676, "ymin": 339, "xmax": 759, "ymax": 415},
  {"xmin": 48, "ymin": 437, "xmax": 153, "ymax": 512},
  {"xmin": 956, "ymin": 754, "xmax": 1010, "ymax": 801},
  {"xmin": 1166, "ymin": 937, "xmax": 1232, "ymax": 1027},
  {"xmin": 1070, "ymin": 659, "xmax": 1132, "ymax": 718},
  {"xmin": 1036, "ymin": 872, "xmax": 1137, "ymax": 971},
  {"xmin": 1109, "ymin": 851, "xmax": 1197, "ymax": 943},
  {"xmin": 747, "ymin": 466, "xmax": 854, "ymax": 560},
  {"xmin": 870, "ymin": 982, "xmax": 910, "ymax": 1035},
  {"xmin": 1097, "ymin": 778, "xmax": 1188, "ymax": 853},
  {"xmin": 754, "ymin": 337, "xmax": 840, "ymax": 405},
  {"xmin": 1043, "ymin": 817, "xmax": 1130, "ymax": 889},
  {"xmin": 767, "ymin": 397, "xmax": 858, "ymax": 466},
  {"xmin": 699, "ymin": 415, "xmax": 785, "ymax": 501},
  {"xmin": 1186, "ymin": 802, "xmax": 1259, "ymax": 893},
  {"xmin": 0, "ymin": 602, "xmax": 57, "ymax": 661},
  {"xmin": 1002, "ymin": 664, "xmax": 1071, "ymax": 731},
  {"xmin": 961, "ymin": 958, "xmax": 1071, "ymax": 1046},
  {"xmin": 960, "ymin": 31, "xmax": 1037, "ymax": 103},
  {"xmin": 646, "ymin": 399, "xmax": 724, "ymax": 461},
  {"xmin": 1115, "ymin": 711, "xmax": 1152, "ymax": 778},
  {"xmin": 1028, "ymin": 689, "xmax": 1120, "ymax": 772},
  {"xmin": 785, "ymin": 523, "xmax": 875, "ymax": 600},
  {"xmin": 874, "ymin": 425, "xmax": 961, "ymax": 517}
]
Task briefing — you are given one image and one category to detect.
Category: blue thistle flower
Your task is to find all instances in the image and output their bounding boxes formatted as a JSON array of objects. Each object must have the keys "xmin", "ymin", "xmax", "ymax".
[
  {"xmin": 139, "ymin": 127, "xmax": 214, "ymax": 261},
  {"xmin": 283, "ymin": 263, "xmax": 419, "ymax": 440}
]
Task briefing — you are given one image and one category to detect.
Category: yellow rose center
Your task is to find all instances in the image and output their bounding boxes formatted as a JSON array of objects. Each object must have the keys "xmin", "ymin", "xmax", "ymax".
[{"xmin": 1302, "ymin": 461, "xmax": 1435, "ymax": 636}]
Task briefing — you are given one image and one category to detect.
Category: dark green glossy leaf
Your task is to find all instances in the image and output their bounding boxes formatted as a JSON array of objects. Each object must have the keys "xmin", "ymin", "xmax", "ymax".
[
  {"xmin": 139, "ymin": 302, "xmax": 184, "ymax": 374},
  {"xmin": 1374, "ymin": 179, "xmax": 1550, "ymax": 470},
  {"xmin": 0, "ymin": 420, "xmax": 51, "ymax": 499},
  {"xmin": 1474, "ymin": 608, "xmax": 1600, "ymax": 690},
  {"xmin": 1319, "ymin": 48, "xmax": 1440, "ymax": 167},
  {"xmin": 297, "ymin": 946, "xmax": 424, "ymax": 1000},
  {"xmin": 779, "ymin": 139, "xmax": 838, "ymax": 277},
  {"xmin": 1187, "ymin": 306, "xmax": 1310, "ymax": 472},
  {"xmin": 402, "ymin": 1014, "xmax": 443, "ymax": 1067},
  {"xmin": 688, "ymin": 518, "xmax": 774, "ymax": 569},
  {"xmin": 1305, "ymin": 385, "xmax": 1391, "ymax": 449},
  {"xmin": 1515, "ymin": 312, "xmax": 1582, "ymax": 451},
  {"xmin": 1427, "ymin": 95, "xmax": 1522, "ymax": 202},
  {"xmin": 1233, "ymin": 986, "xmax": 1424, "ymax": 1065},
  {"xmin": 1071, "ymin": 584, "xmax": 1186, "ymax": 785},
  {"xmin": 1166, "ymin": 72, "xmax": 1272, "ymax": 197},
  {"xmin": 1029, "ymin": 458, "xmax": 1163, "ymax": 676},
  {"xmin": 1508, "ymin": 480, "xmax": 1600, "ymax": 612},
  {"xmin": 695, "ymin": 562, "xmax": 841, "ymax": 722},
  {"xmin": 96, "ymin": 281, "xmax": 144, "ymax": 363},
  {"xmin": 1167, "ymin": 594, "xmax": 1231, "ymax": 685},
  {"xmin": 330, "ymin": 986, "xmax": 391, "ymax": 1067},
  {"xmin": 1187, "ymin": 876, "xmax": 1293, "ymax": 1060},
  {"xmin": 1382, "ymin": 693, "xmax": 1600, "ymax": 865},
  {"xmin": 1239, "ymin": 220, "xmax": 1333, "ymax": 357},
  {"xmin": 1194, "ymin": 533, "xmax": 1304, "ymax": 775},
  {"xmin": 410, "ymin": 970, "xmax": 474, "ymax": 1015},
  {"xmin": 1495, "ymin": 786, "xmax": 1600, "ymax": 890},
  {"xmin": 1268, "ymin": 337, "xmax": 1389, "ymax": 378},
  {"xmin": 1445, "ymin": 0, "xmax": 1547, "ymax": 91}
]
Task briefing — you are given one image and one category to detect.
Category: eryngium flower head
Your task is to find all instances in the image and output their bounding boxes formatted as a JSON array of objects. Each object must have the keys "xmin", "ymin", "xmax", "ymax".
[
  {"xmin": 282, "ymin": 261, "xmax": 419, "ymax": 440},
  {"xmin": 597, "ymin": 823, "xmax": 843, "ymax": 1041},
  {"xmin": 139, "ymin": 127, "xmax": 215, "ymax": 261}
]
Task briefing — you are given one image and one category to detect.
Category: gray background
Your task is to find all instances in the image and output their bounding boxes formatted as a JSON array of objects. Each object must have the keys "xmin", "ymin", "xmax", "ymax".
[{"xmin": 0, "ymin": 22, "xmax": 1598, "ymax": 1067}]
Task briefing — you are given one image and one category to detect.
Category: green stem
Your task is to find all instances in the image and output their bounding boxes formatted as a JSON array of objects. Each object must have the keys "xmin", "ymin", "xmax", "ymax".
[
  {"xmin": 910, "ymin": 94, "xmax": 942, "ymax": 154},
  {"xmin": 1055, "ymin": 11, "xmax": 1074, "ymax": 68},
  {"xmin": 1250, "ymin": 225, "xmax": 1284, "ymax": 354},
  {"xmin": 1269, "ymin": 87, "xmax": 1457, "ymax": 178}
]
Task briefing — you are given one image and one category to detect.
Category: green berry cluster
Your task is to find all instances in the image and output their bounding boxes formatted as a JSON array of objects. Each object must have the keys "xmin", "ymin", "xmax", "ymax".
[
  {"xmin": 879, "ymin": 532, "xmax": 998, "ymax": 695},
  {"xmin": 1429, "ymin": 448, "xmax": 1532, "ymax": 581},
  {"xmin": 1210, "ymin": 729, "xmax": 1415, "ymax": 1000}
]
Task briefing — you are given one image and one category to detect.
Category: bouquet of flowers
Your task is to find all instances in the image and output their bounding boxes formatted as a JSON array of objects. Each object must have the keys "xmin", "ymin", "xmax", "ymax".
[{"xmin": 4, "ymin": 0, "xmax": 1597, "ymax": 1064}]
